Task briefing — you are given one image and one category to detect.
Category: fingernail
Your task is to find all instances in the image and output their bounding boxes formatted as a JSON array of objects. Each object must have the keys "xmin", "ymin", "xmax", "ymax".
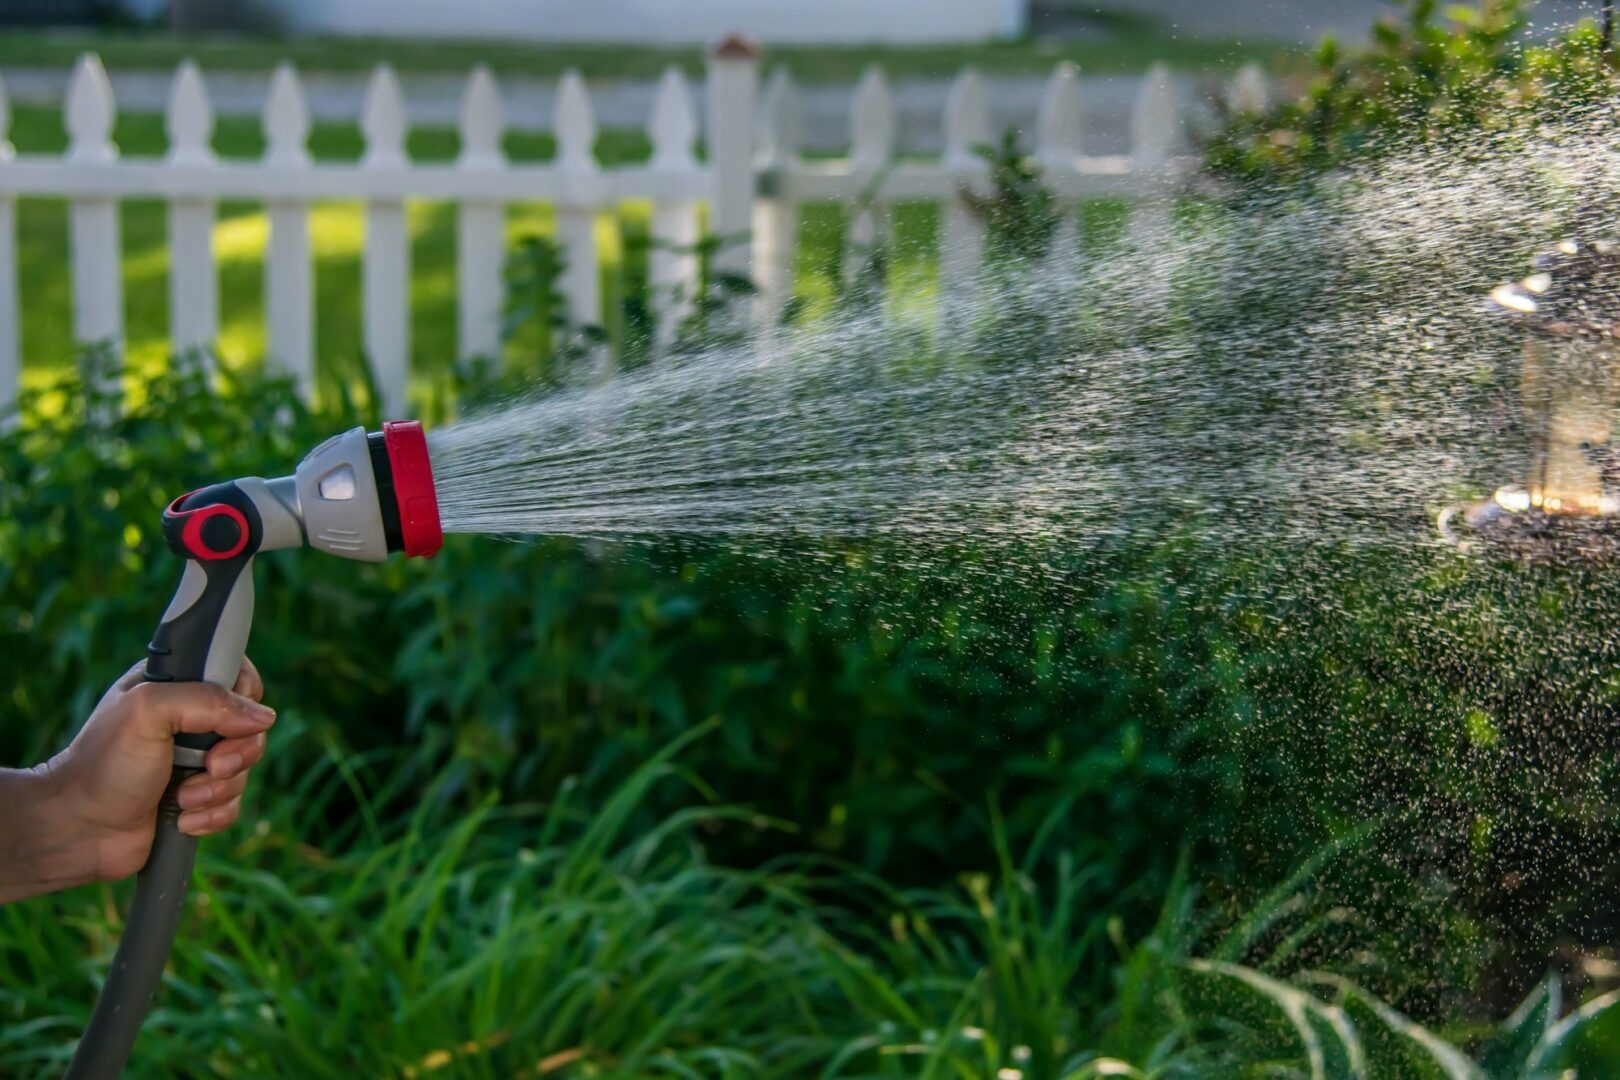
[
  {"xmin": 242, "ymin": 700, "xmax": 276, "ymax": 725},
  {"xmin": 210, "ymin": 753, "xmax": 243, "ymax": 779},
  {"xmin": 176, "ymin": 782, "xmax": 211, "ymax": 809},
  {"xmin": 176, "ymin": 809, "xmax": 205, "ymax": 834}
]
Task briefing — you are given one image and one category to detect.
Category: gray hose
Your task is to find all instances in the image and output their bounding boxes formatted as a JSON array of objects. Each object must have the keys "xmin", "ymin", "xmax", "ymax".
[{"xmin": 63, "ymin": 768, "xmax": 201, "ymax": 1080}]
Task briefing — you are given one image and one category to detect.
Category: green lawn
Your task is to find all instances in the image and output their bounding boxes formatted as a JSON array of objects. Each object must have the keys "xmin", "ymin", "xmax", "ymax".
[
  {"xmin": 0, "ymin": 17, "xmax": 1288, "ymax": 82},
  {"xmin": 9, "ymin": 103, "xmax": 952, "ymax": 410}
]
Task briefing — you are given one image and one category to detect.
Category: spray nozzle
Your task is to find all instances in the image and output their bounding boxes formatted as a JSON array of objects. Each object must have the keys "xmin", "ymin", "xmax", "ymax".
[
  {"xmin": 70, "ymin": 421, "xmax": 444, "ymax": 1080},
  {"xmin": 162, "ymin": 421, "xmax": 442, "ymax": 567},
  {"xmin": 151, "ymin": 421, "xmax": 441, "ymax": 689}
]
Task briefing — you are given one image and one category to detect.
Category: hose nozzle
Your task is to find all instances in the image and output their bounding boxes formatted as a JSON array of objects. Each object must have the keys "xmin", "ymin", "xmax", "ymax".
[
  {"xmin": 71, "ymin": 419, "xmax": 442, "ymax": 1080},
  {"xmin": 152, "ymin": 421, "xmax": 441, "ymax": 686}
]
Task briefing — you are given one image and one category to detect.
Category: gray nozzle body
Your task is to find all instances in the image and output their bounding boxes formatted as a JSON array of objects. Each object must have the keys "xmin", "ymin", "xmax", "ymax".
[
  {"xmin": 193, "ymin": 426, "xmax": 393, "ymax": 563},
  {"xmin": 290, "ymin": 426, "xmax": 392, "ymax": 562}
]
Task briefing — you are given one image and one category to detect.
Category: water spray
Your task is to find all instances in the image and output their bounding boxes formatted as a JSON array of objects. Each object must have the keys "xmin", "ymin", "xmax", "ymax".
[{"xmin": 63, "ymin": 421, "xmax": 442, "ymax": 1080}]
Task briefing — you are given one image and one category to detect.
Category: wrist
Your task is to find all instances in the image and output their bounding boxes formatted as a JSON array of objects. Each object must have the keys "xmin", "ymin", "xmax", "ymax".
[{"xmin": 0, "ymin": 759, "xmax": 100, "ymax": 903}]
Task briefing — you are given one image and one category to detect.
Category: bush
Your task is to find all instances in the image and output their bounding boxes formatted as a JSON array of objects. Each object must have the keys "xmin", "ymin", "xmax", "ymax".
[
  {"xmin": 1207, "ymin": 0, "xmax": 1620, "ymax": 186},
  {"xmin": 9, "ymin": 9, "xmax": 1620, "ymax": 1035}
]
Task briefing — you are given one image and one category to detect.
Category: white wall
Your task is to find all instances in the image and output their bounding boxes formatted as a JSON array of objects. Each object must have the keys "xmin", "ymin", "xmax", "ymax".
[{"xmin": 266, "ymin": 0, "xmax": 1026, "ymax": 44}]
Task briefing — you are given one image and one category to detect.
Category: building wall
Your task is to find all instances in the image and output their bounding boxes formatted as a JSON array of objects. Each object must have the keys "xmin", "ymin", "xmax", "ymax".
[{"xmin": 264, "ymin": 0, "xmax": 1026, "ymax": 44}]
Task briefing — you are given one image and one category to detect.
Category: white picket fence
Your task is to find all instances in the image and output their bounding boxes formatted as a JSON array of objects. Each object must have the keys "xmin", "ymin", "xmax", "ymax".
[{"xmin": 0, "ymin": 41, "xmax": 1269, "ymax": 416}]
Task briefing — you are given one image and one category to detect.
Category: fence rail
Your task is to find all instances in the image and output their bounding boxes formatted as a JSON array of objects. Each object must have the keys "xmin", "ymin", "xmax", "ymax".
[{"xmin": 0, "ymin": 41, "xmax": 1268, "ymax": 415}]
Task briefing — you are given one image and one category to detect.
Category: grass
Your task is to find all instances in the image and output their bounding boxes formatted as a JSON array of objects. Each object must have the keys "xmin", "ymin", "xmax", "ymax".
[
  {"xmin": 3, "ymin": 718, "xmax": 1614, "ymax": 1077},
  {"xmin": 0, "ymin": 18, "xmax": 1289, "ymax": 82}
]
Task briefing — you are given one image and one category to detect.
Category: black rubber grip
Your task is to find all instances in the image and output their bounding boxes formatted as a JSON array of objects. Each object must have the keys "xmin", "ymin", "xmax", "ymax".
[{"xmin": 367, "ymin": 430, "xmax": 406, "ymax": 554}]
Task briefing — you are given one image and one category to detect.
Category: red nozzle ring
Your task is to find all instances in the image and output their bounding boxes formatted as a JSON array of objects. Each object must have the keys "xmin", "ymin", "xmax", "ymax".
[{"xmin": 382, "ymin": 420, "xmax": 443, "ymax": 559}]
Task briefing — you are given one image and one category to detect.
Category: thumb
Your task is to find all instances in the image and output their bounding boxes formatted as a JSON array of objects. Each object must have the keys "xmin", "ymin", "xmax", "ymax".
[{"xmin": 125, "ymin": 681, "xmax": 277, "ymax": 742}]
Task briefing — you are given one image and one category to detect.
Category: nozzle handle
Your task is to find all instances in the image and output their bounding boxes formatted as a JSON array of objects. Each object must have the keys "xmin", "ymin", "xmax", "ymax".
[
  {"xmin": 65, "ymin": 483, "xmax": 266, "ymax": 1078},
  {"xmin": 147, "ymin": 481, "xmax": 265, "ymax": 753}
]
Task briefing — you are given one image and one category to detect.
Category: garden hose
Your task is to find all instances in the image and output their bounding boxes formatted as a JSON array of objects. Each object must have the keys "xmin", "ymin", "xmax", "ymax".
[{"xmin": 64, "ymin": 422, "xmax": 443, "ymax": 1079}]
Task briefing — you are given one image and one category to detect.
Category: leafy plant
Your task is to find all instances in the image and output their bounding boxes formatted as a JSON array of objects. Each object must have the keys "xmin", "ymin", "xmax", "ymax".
[
  {"xmin": 6, "ymin": 347, "xmax": 1620, "ymax": 1026},
  {"xmin": 962, "ymin": 129, "xmax": 1063, "ymax": 264},
  {"xmin": 498, "ymin": 229, "xmax": 758, "ymax": 389},
  {"xmin": 7, "ymin": 720, "xmax": 1615, "ymax": 1078},
  {"xmin": 1207, "ymin": 0, "xmax": 1620, "ymax": 186},
  {"xmin": 668, "ymin": 231, "xmax": 760, "ymax": 346},
  {"xmin": 500, "ymin": 234, "xmax": 608, "ymax": 388}
]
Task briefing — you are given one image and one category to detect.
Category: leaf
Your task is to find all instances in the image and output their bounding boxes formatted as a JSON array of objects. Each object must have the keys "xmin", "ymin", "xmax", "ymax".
[
  {"xmin": 1522, "ymin": 988, "xmax": 1620, "ymax": 1078},
  {"xmin": 1180, "ymin": 959, "xmax": 1366, "ymax": 1079},
  {"xmin": 1213, "ymin": 818, "xmax": 1379, "ymax": 963},
  {"xmin": 1308, "ymin": 974, "xmax": 1482, "ymax": 1080},
  {"xmin": 1478, "ymin": 973, "xmax": 1558, "ymax": 1078}
]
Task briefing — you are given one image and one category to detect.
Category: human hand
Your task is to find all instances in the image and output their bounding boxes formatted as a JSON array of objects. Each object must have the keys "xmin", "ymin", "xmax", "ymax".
[{"xmin": 39, "ymin": 660, "xmax": 275, "ymax": 883}]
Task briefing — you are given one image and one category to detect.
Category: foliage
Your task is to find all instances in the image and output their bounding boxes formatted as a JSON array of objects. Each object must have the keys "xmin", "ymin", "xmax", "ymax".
[
  {"xmin": 962, "ymin": 129, "xmax": 1064, "ymax": 264},
  {"xmin": 8, "ymin": 2, "xmax": 1620, "ymax": 1060},
  {"xmin": 499, "ymin": 234, "xmax": 604, "ymax": 385},
  {"xmin": 7, "ymin": 343, "xmax": 1620, "ymax": 1035},
  {"xmin": 5, "ymin": 725, "xmax": 1618, "ymax": 1077},
  {"xmin": 1207, "ymin": 0, "xmax": 1620, "ymax": 185}
]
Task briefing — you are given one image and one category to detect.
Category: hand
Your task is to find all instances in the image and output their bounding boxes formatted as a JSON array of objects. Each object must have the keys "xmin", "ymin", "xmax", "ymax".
[{"xmin": 40, "ymin": 660, "xmax": 275, "ymax": 883}]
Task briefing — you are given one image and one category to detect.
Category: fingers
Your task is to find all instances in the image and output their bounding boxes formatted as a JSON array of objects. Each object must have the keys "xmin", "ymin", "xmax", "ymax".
[
  {"xmin": 115, "ymin": 655, "xmax": 263, "ymax": 701},
  {"xmin": 176, "ymin": 730, "xmax": 265, "ymax": 833},
  {"xmin": 233, "ymin": 657, "xmax": 265, "ymax": 704},
  {"xmin": 175, "ymin": 725, "xmax": 264, "ymax": 835},
  {"xmin": 175, "ymin": 768, "xmax": 248, "ymax": 813},
  {"xmin": 204, "ymin": 731, "xmax": 267, "ymax": 780},
  {"xmin": 114, "ymin": 660, "xmax": 149, "ymax": 692},
  {"xmin": 125, "ymin": 680, "xmax": 276, "ymax": 742},
  {"xmin": 178, "ymin": 795, "xmax": 243, "ymax": 837}
]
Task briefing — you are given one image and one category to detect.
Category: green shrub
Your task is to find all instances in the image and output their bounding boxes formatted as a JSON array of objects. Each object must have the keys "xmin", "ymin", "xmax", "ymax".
[
  {"xmin": 10, "ymin": 13, "xmax": 1620, "ymax": 1026},
  {"xmin": 1207, "ymin": 0, "xmax": 1620, "ymax": 187}
]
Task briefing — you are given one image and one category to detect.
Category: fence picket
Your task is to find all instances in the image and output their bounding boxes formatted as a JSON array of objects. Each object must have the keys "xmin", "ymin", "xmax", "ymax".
[
  {"xmin": 1037, "ymin": 61, "xmax": 1084, "ymax": 264},
  {"xmin": 264, "ymin": 62, "xmax": 314, "ymax": 398},
  {"xmin": 1230, "ymin": 63, "xmax": 1270, "ymax": 115},
  {"xmin": 1128, "ymin": 62, "xmax": 1181, "ymax": 242},
  {"xmin": 1036, "ymin": 61, "xmax": 1083, "ymax": 169},
  {"xmin": 752, "ymin": 66, "xmax": 799, "ymax": 324},
  {"xmin": 66, "ymin": 54, "xmax": 122, "ymax": 390},
  {"xmin": 0, "ymin": 73, "xmax": 15, "ymax": 412},
  {"xmin": 166, "ymin": 60, "xmax": 217, "ymax": 361},
  {"xmin": 941, "ymin": 67, "xmax": 989, "ymax": 299},
  {"xmin": 1132, "ymin": 63, "xmax": 1182, "ymax": 164},
  {"xmin": 554, "ymin": 69, "xmax": 601, "ymax": 330},
  {"xmin": 649, "ymin": 65, "xmax": 700, "ymax": 344},
  {"xmin": 846, "ymin": 65, "xmax": 894, "ymax": 284},
  {"xmin": 456, "ymin": 65, "xmax": 506, "ymax": 365},
  {"xmin": 708, "ymin": 35, "xmax": 759, "ymax": 281},
  {"xmin": 362, "ymin": 64, "xmax": 410, "ymax": 415}
]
